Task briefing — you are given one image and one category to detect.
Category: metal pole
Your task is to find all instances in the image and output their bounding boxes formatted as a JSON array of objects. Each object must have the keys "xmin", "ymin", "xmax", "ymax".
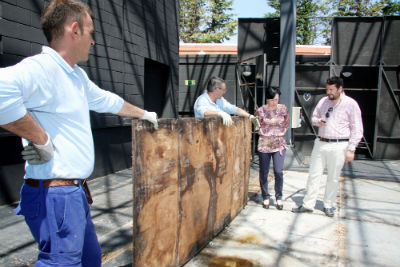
[
  {"xmin": 280, "ymin": 0, "xmax": 296, "ymax": 144},
  {"xmin": 262, "ymin": 53, "xmax": 267, "ymax": 106}
]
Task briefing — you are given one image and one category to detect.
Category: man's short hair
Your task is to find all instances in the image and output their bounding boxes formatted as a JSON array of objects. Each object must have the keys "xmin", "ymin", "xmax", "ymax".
[
  {"xmin": 207, "ymin": 77, "xmax": 226, "ymax": 92},
  {"xmin": 326, "ymin": 76, "xmax": 344, "ymax": 89},
  {"xmin": 41, "ymin": 0, "xmax": 92, "ymax": 43}
]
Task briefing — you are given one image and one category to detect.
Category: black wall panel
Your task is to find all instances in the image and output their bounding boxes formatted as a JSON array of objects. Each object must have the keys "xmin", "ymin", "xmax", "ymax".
[
  {"xmin": 144, "ymin": 58, "xmax": 170, "ymax": 116},
  {"xmin": 345, "ymin": 90, "xmax": 378, "ymax": 146},
  {"xmin": 0, "ymin": 136, "xmax": 25, "ymax": 205},
  {"xmin": 265, "ymin": 64, "xmax": 280, "ymax": 88},
  {"xmin": 179, "ymin": 55, "xmax": 238, "ymax": 116},
  {"xmin": 90, "ymin": 127, "xmax": 133, "ymax": 179},
  {"xmin": 294, "ymin": 90, "xmax": 326, "ymax": 136},
  {"xmin": 382, "ymin": 17, "xmax": 400, "ymax": 66},
  {"xmin": 331, "ymin": 16, "xmax": 400, "ymax": 159},
  {"xmin": 332, "ymin": 17, "xmax": 382, "ymax": 66},
  {"xmin": 375, "ymin": 67, "xmax": 400, "ymax": 158},
  {"xmin": 238, "ymin": 18, "xmax": 280, "ymax": 62},
  {"xmin": 332, "ymin": 66, "xmax": 379, "ymax": 89},
  {"xmin": 295, "ymin": 65, "xmax": 330, "ymax": 89}
]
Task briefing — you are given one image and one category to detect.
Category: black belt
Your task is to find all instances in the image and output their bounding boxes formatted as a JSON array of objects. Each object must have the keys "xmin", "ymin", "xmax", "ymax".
[{"xmin": 319, "ymin": 137, "xmax": 349, "ymax": 142}]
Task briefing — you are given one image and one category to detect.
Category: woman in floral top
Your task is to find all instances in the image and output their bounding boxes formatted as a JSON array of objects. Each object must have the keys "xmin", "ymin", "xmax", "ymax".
[{"xmin": 255, "ymin": 87, "xmax": 289, "ymax": 210}]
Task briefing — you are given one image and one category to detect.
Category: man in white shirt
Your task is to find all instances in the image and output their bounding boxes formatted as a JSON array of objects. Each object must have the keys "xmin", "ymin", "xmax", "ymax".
[
  {"xmin": 0, "ymin": 1, "xmax": 157, "ymax": 266},
  {"xmin": 194, "ymin": 76, "xmax": 260, "ymax": 129}
]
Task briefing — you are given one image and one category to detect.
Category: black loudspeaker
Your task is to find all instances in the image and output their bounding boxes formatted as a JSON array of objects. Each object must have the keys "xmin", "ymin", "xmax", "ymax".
[
  {"xmin": 332, "ymin": 17, "xmax": 383, "ymax": 66},
  {"xmin": 382, "ymin": 16, "xmax": 400, "ymax": 66},
  {"xmin": 238, "ymin": 18, "xmax": 280, "ymax": 62},
  {"xmin": 295, "ymin": 65, "xmax": 330, "ymax": 89}
]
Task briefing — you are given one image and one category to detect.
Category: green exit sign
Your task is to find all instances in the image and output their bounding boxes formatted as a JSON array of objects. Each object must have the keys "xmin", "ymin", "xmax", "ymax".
[{"xmin": 185, "ymin": 80, "xmax": 196, "ymax": 86}]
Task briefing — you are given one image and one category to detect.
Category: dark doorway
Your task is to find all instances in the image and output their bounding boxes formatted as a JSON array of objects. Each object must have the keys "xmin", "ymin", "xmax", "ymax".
[{"xmin": 144, "ymin": 58, "xmax": 170, "ymax": 117}]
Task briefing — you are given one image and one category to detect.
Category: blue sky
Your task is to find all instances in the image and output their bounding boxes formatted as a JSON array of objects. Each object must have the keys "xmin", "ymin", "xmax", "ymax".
[{"xmin": 225, "ymin": 0, "xmax": 275, "ymax": 44}]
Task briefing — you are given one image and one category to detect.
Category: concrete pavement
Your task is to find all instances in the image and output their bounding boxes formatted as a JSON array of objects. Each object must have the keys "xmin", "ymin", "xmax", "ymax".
[
  {"xmin": 0, "ymin": 170, "xmax": 135, "ymax": 267},
  {"xmin": 184, "ymin": 165, "xmax": 400, "ymax": 267}
]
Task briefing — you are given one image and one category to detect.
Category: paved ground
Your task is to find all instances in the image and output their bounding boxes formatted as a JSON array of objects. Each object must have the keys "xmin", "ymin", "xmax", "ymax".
[
  {"xmin": 0, "ymin": 170, "xmax": 134, "ymax": 267},
  {"xmin": 0, "ymin": 149, "xmax": 399, "ymax": 267},
  {"xmin": 184, "ymin": 167, "xmax": 400, "ymax": 267}
]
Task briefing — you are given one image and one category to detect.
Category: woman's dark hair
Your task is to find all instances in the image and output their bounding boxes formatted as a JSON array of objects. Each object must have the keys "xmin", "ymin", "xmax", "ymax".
[{"xmin": 266, "ymin": 87, "xmax": 281, "ymax": 100}]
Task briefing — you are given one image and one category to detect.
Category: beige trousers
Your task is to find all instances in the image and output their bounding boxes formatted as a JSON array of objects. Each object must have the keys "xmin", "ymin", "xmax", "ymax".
[{"xmin": 302, "ymin": 139, "xmax": 348, "ymax": 210}]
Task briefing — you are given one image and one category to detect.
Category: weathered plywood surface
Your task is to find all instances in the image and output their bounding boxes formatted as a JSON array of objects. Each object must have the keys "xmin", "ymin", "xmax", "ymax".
[
  {"xmin": 132, "ymin": 120, "xmax": 179, "ymax": 267},
  {"xmin": 213, "ymin": 118, "xmax": 235, "ymax": 235},
  {"xmin": 132, "ymin": 117, "xmax": 251, "ymax": 267},
  {"xmin": 178, "ymin": 118, "xmax": 215, "ymax": 263}
]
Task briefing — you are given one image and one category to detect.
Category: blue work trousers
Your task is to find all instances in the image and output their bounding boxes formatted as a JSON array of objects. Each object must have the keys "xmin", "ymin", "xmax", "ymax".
[
  {"xmin": 14, "ymin": 180, "xmax": 101, "ymax": 267},
  {"xmin": 259, "ymin": 149, "xmax": 286, "ymax": 200}
]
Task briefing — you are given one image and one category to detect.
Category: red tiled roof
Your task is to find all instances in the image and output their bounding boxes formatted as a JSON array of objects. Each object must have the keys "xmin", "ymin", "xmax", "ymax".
[
  {"xmin": 179, "ymin": 43, "xmax": 331, "ymax": 55},
  {"xmin": 179, "ymin": 43, "xmax": 238, "ymax": 55},
  {"xmin": 295, "ymin": 45, "xmax": 331, "ymax": 55}
]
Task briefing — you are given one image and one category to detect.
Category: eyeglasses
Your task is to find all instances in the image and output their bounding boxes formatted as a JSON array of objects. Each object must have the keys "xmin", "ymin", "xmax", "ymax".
[{"xmin": 325, "ymin": 107, "xmax": 333, "ymax": 118}]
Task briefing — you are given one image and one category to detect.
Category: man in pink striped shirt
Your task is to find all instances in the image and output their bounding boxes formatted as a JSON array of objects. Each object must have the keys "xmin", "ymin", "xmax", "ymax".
[{"xmin": 292, "ymin": 76, "xmax": 363, "ymax": 217}]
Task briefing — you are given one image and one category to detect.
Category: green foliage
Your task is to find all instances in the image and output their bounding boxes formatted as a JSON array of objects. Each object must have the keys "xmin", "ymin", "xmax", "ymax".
[
  {"xmin": 180, "ymin": 0, "xmax": 237, "ymax": 43},
  {"xmin": 332, "ymin": 0, "xmax": 400, "ymax": 16},
  {"xmin": 334, "ymin": 0, "xmax": 383, "ymax": 16},
  {"xmin": 265, "ymin": 0, "xmax": 328, "ymax": 45},
  {"xmin": 265, "ymin": 0, "xmax": 400, "ymax": 45},
  {"xmin": 265, "ymin": 0, "xmax": 280, "ymax": 17},
  {"xmin": 382, "ymin": 0, "xmax": 400, "ymax": 15},
  {"xmin": 297, "ymin": 0, "xmax": 326, "ymax": 44},
  {"xmin": 180, "ymin": 0, "xmax": 206, "ymax": 43}
]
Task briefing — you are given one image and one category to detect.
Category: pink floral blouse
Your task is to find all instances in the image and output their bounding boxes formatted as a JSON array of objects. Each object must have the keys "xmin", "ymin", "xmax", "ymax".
[{"xmin": 255, "ymin": 104, "xmax": 290, "ymax": 154}]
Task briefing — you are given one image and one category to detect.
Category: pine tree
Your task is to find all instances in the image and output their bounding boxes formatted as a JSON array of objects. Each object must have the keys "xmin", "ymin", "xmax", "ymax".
[
  {"xmin": 265, "ymin": 0, "xmax": 327, "ymax": 45},
  {"xmin": 180, "ymin": 0, "xmax": 207, "ymax": 43},
  {"xmin": 332, "ymin": 0, "xmax": 400, "ymax": 16},
  {"xmin": 333, "ymin": 0, "xmax": 381, "ymax": 16},
  {"xmin": 382, "ymin": 0, "xmax": 400, "ymax": 15},
  {"xmin": 201, "ymin": 0, "xmax": 237, "ymax": 43},
  {"xmin": 265, "ymin": 0, "xmax": 400, "ymax": 45},
  {"xmin": 265, "ymin": 0, "xmax": 280, "ymax": 17},
  {"xmin": 297, "ymin": 0, "xmax": 325, "ymax": 44},
  {"xmin": 179, "ymin": 0, "xmax": 237, "ymax": 43}
]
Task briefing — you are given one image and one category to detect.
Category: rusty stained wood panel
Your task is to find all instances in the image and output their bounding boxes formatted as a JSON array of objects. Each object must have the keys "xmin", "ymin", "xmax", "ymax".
[
  {"xmin": 177, "ymin": 118, "xmax": 216, "ymax": 264},
  {"xmin": 212, "ymin": 117, "xmax": 235, "ymax": 236},
  {"xmin": 230, "ymin": 118, "xmax": 252, "ymax": 219},
  {"xmin": 132, "ymin": 117, "xmax": 251, "ymax": 267},
  {"xmin": 132, "ymin": 119, "xmax": 179, "ymax": 267}
]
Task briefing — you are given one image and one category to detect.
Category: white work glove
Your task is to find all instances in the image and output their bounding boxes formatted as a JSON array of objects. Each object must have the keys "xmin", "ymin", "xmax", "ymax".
[
  {"xmin": 140, "ymin": 111, "xmax": 158, "ymax": 129},
  {"xmin": 249, "ymin": 115, "xmax": 260, "ymax": 131},
  {"xmin": 217, "ymin": 111, "xmax": 233, "ymax": 126},
  {"xmin": 21, "ymin": 132, "xmax": 54, "ymax": 165}
]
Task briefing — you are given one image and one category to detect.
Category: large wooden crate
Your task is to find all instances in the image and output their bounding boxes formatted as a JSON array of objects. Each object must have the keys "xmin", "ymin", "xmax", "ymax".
[{"xmin": 132, "ymin": 117, "xmax": 251, "ymax": 267}]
